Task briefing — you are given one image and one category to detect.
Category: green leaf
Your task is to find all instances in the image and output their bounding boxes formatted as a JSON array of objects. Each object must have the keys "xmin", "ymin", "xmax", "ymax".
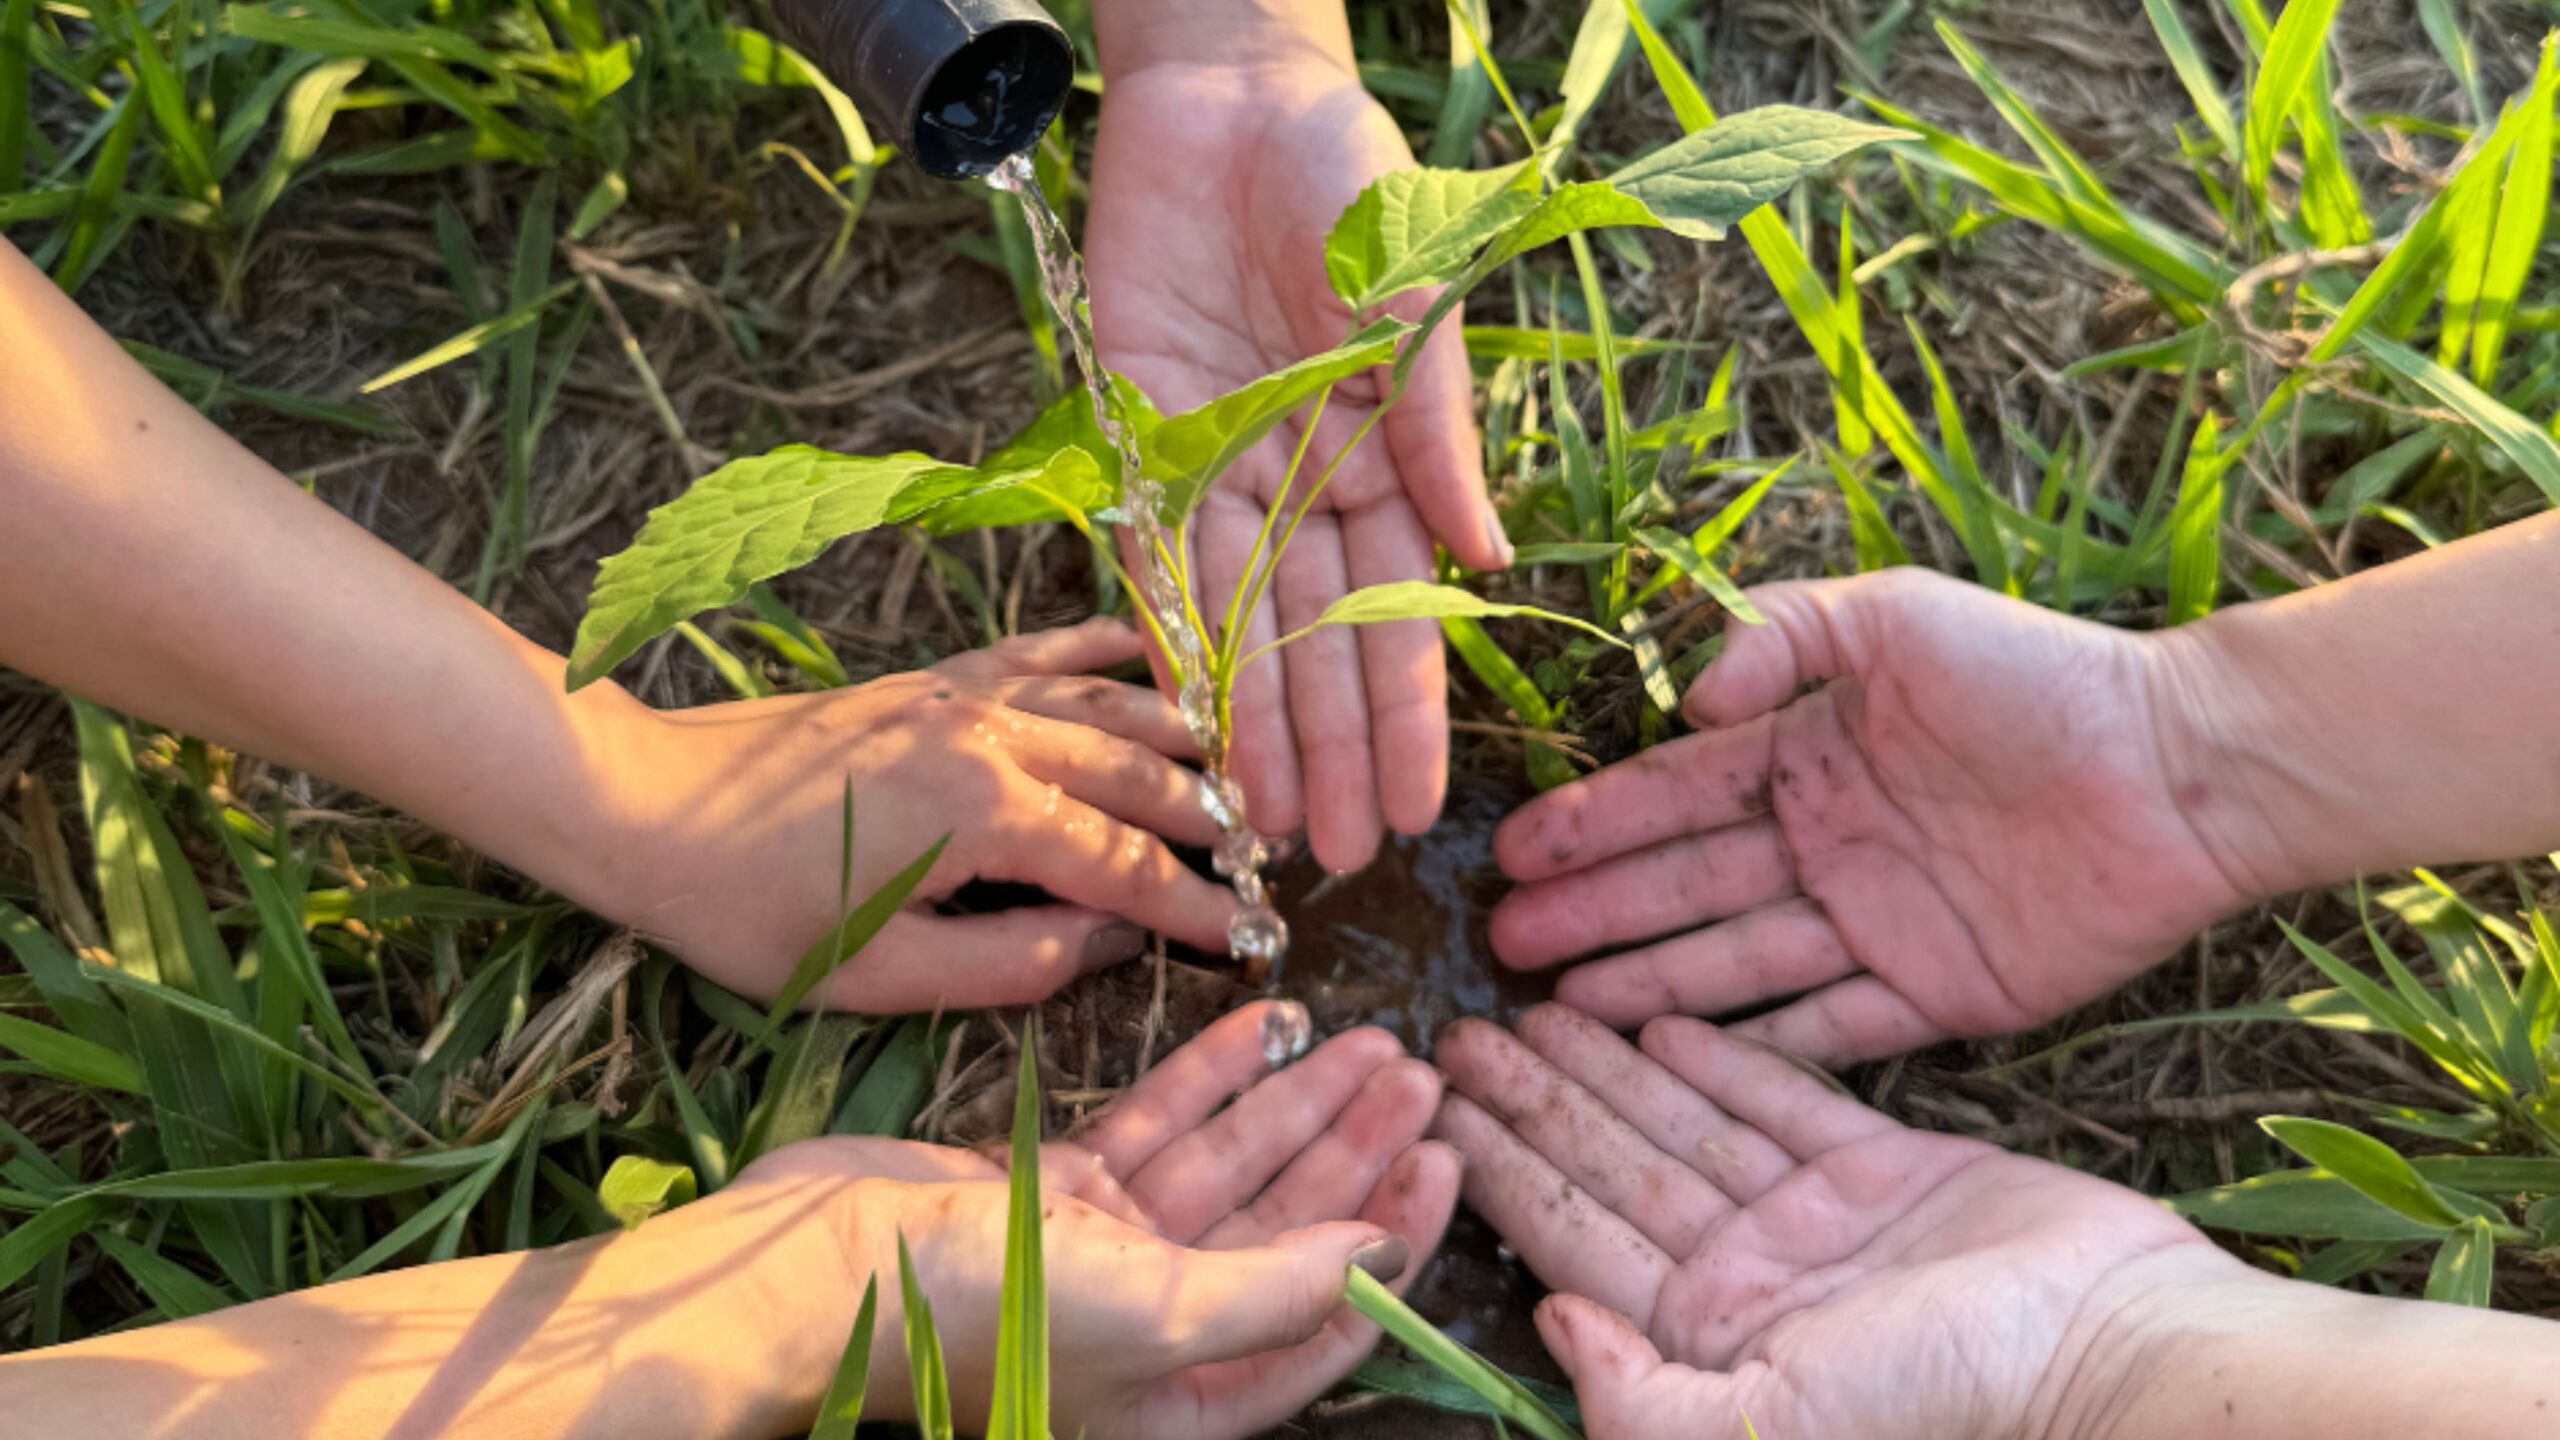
[
  {"xmin": 1144, "ymin": 318, "xmax": 1413, "ymax": 521},
  {"xmin": 921, "ymin": 440, "xmax": 1117, "ymax": 537},
  {"xmin": 2244, "ymin": 0, "xmax": 2345, "ymax": 201},
  {"xmin": 2357, "ymin": 331, "xmax": 2560, "ymax": 505},
  {"xmin": 2470, "ymin": 62, "xmax": 2553, "ymax": 385},
  {"xmin": 599, "ymin": 1155, "xmax": 698, "ymax": 1230},
  {"xmin": 1344, "ymin": 1269, "xmax": 1582, "ymax": 1440},
  {"xmin": 0, "ymin": 903, "xmax": 125, "ymax": 1052},
  {"xmin": 832, "ymin": 1015, "xmax": 952, "ymax": 1138},
  {"xmin": 362, "ymin": 280, "xmax": 577, "ymax": 394},
  {"xmin": 0, "ymin": 1198, "xmax": 99, "ymax": 1294},
  {"xmin": 2139, "ymin": 0, "xmax": 2240, "ymax": 154},
  {"xmin": 94, "ymin": 1231, "xmax": 234, "ymax": 1319},
  {"xmin": 568, "ymin": 451, "xmax": 1002, "ymax": 688},
  {"xmin": 0, "ymin": 1011, "xmax": 144, "ymax": 1094},
  {"xmin": 1352, "ymin": 1355, "xmax": 1582, "ymax": 1427},
  {"xmin": 1263, "ymin": 582, "xmax": 1627, "ymax": 661},
  {"xmin": 810, "ymin": 1275, "xmax": 880, "ymax": 1440},
  {"xmin": 1822, "ymin": 445, "xmax": 1912, "ymax": 571},
  {"xmin": 2258, "ymin": 1116, "xmax": 2469, "ymax": 1231},
  {"xmin": 1631, "ymin": 527, "xmax": 1762, "ymax": 624},
  {"xmin": 899, "ymin": 1231, "xmax": 954, "ymax": 1440},
  {"xmin": 1324, "ymin": 160, "xmax": 1538, "ymax": 308},
  {"xmin": 2423, "ymin": 1216, "xmax": 2498, "ymax": 1306},
  {"xmin": 987, "ymin": 1038, "xmax": 1049, "ymax": 1440},
  {"xmin": 1511, "ymin": 542, "xmax": 1628, "ymax": 566},
  {"xmin": 0, "ymin": 0, "xmax": 33, "ymax": 190},
  {"xmin": 2164, "ymin": 414, "xmax": 2224, "ymax": 625},
  {"xmin": 2169, "ymin": 1167, "xmax": 2500, "ymax": 1241}
]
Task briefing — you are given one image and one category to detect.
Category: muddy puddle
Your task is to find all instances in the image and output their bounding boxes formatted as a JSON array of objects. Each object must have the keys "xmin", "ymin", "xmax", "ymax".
[{"xmin": 1259, "ymin": 777, "xmax": 1568, "ymax": 1436}]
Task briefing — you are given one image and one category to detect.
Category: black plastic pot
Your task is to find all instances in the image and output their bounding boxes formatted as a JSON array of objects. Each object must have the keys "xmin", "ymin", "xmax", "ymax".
[{"xmin": 768, "ymin": 0, "xmax": 1074, "ymax": 179}]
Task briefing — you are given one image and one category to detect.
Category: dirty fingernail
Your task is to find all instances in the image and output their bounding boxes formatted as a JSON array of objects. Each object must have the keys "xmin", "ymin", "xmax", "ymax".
[
  {"xmin": 1082, "ymin": 923, "xmax": 1147, "ymax": 970},
  {"xmin": 1350, "ymin": 1236, "xmax": 1411, "ymax": 1282},
  {"xmin": 1482, "ymin": 511, "xmax": 1516, "ymax": 569}
]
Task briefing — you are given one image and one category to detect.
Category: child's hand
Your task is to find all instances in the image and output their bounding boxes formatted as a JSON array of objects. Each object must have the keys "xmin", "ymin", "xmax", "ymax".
[
  {"xmin": 597, "ymin": 619, "xmax": 1238, "ymax": 1011},
  {"xmin": 1432, "ymin": 1005, "xmax": 2233, "ymax": 1440},
  {"xmin": 1489, "ymin": 569, "xmax": 2254, "ymax": 1064},
  {"xmin": 714, "ymin": 1002, "xmax": 1460, "ymax": 1439}
]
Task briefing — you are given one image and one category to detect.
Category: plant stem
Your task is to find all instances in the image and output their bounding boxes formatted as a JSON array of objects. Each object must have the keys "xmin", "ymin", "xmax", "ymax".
[
  {"xmin": 1221, "ymin": 385, "xmax": 1334, "ymax": 670},
  {"xmin": 1342, "ymin": 1268, "xmax": 1583, "ymax": 1440}
]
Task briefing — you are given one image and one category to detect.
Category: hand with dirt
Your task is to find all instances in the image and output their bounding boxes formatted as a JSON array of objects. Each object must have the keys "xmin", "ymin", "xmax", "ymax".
[
  {"xmin": 603, "ymin": 618, "xmax": 1241, "ymax": 1012},
  {"xmin": 0, "ymin": 1001, "xmax": 1462, "ymax": 1440},
  {"xmin": 1086, "ymin": 0, "xmax": 1504, "ymax": 873},
  {"xmin": 1489, "ymin": 568, "xmax": 2251, "ymax": 1064},
  {"xmin": 1431, "ymin": 1005, "xmax": 2559, "ymax": 1440},
  {"xmin": 1491, "ymin": 513, "xmax": 2560, "ymax": 1065}
]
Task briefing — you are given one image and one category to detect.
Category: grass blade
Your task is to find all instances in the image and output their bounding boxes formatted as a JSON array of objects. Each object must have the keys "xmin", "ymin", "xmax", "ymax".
[
  {"xmin": 2245, "ymin": 0, "xmax": 2346, "ymax": 203},
  {"xmin": 899, "ymin": 1231, "xmax": 955, "ymax": 1440},
  {"xmin": 810, "ymin": 1275, "xmax": 881, "ymax": 1440},
  {"xmin": 2423, "ymin": 1216, "xmax": 2497, "ymax": 1306},
  {"xmin": 1344, "ymin": 1268, "xmax": 1582, "ymax": 1440},
  {"xmin": 2140, "ymin": 0, "xmax": 2240, "ymax": 154},
  {"xmin": 2468, "ymin": 47, "xmax": 2554, "ymax": 385},
  {"xmin": 986, "ymin": 1036, "xmax": 1048, "ymax": 1440},
  {"xmin": 752, "ymin": 834, "xmax": 950, "ymax": 1042},
  {"xmin": 0, "ymin": 1012, "xmax": 144, "ymax": 1093},
  {"xmin": 2165, "ymin": 414, "xmax": 2224, "ymax": 625}
]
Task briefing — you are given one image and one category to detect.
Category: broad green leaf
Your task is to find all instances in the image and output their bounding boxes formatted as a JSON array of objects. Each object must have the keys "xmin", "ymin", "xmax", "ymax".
[
  {"xmin": 0, "ymin": 1012, "xmax": 143, "ymax": 1094},
  {"xmin": 1263, "ymin": 582, "xmax": 1627, "ymax": 661},
  {"xmin": 737, "ymin": 1015, "xmax": 868, "ymax": 1166},
  {"xmin": 1145, "ymin": 318, "xmax": 1413, "ymax": 520},
  {"xmin": 2169, "ymin": 1168, "xmax": 2497, "ymax": 1241},
  {"xmin": 569, "ymin": 452, "xmax": 1022, "ymax": 687},
  {"xmin": 2412, "ymin": 1155, "xmax": 2560, "ymax": 1194},
  {"xmin": 94, "ymin": 1231, "xmax": 233, "ymax": 1319},
  {"xmin": 0, "ymin": 903, "xmax": 125, "ymax": 1051},
  {"xmin": 2423, "ymin": 1217, "xmax": 2497, "ymax": 1306},
  {"xmin": 2244, "ymin": 0, "xmax": 2345, "ymax": 201},
  {"xmin": 232, "ymin": 56, "xmax": 366, "ymax": 237},
  {"xmin": 2274, "ymin": 918, "xmax": 2472, "ymax": 1080},
  {"xmin": 899, "ymin": 1232, "xmax": 955, "ymax": 1440},
  {"xmin": 1494, "ymin": 108, "xmax": 1907, "ymax": 262},
  {"xmin": 2165, "ymin": 414, "xmax": 2224, "ymax": 625},
  {"xmin": 987, "ymin": 1039, "xmax": 1049, "ymax": 1440},
  {"xmin": 2258, "ymin": 1116, "xmax": 2468, "ymax": 1230},
  {"xmin": 832, "ymin": 1015, "xmax": 952, "ymax": 1138},
  {"xmin": 810, "ymin": 1276, "xmax": 880, "ymax": 1440},
  {"xmin": 599, "ymin": 1155, "xmax": 698, "ymax": 1229},
  {"xmin": 1325, "ymin": 160, "xmax": 1538, "ymax": 307}
]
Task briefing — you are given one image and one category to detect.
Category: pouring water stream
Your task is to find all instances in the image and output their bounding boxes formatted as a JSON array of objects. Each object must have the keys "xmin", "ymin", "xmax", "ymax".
[{"xmin": 985, "ymin": 154, "xmax": 1295, "ymax": 1005}]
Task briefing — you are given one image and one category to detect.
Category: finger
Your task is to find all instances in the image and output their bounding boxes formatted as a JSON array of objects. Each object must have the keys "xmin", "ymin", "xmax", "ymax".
[
  {"xmin": 1639, "ymin": 1016, "xmax": 1903, "ymax": 1158},
  {"xmin": 987, "ymin": 792, "xmax": 1238, "ymax": 951},
  {"xmin": 944, "ymin": 615, "xmax": 1149, "ymax": 681},
  {"xmin": 815, "ymin": 907, "xmax": 1147, "ymax": 1012},
  {"xmin": 1142, "ymin": 1142, "xmax": 1461, "ymax": 1440},
  {"xmin": 1198, "ymin": 493, "xmax": 1305, "ymax": 836},
  {"xmin": 1490, "ymin": 819, "xmax": 1797, "ymax": 970},
  {"xmin": 1725, "ymin": 976, "xmax": 1955, "ymax": 1070},
  {"xmin": 1436, "ymin": 1017, "xmax": 1730, "ymax": 1256},
  {"xmin": 1154, "ymin": 1219, "xmax": 1399, "ymax": 1365},
  {"xmin": 1129, "ymin": 1026, "xmax": 1407, "ymax": 1243},
  {"xmin": 1078, "ymin": 1000, "xmax": 1313, "ymax": 1177},
  {"xmin": 1272, "ymin": 511, "xmax": 1385, "ymax": 872},
  {"xmin": 1513, "ymin": 1004, "xmax": 1799, "ymax": 1206},
  {"xmin": 1494, "ymin": 717, "xmax": 1777, "ymax": 881},
  {"xmin": 1429, "ymin": 1093, "xmax": 1672, "ymax": 1327},
  {"xmin": 1535, "ymin": 1295, "xmax": 1753, "ymax": 1440},
  {"xmin": 1681, "ymin": 572, "xmax": 1955, "ymax": 729},
  {"xmin": 1344, "ymin": 495, "xmax": 1448, "ymax": 837},
  {"xmin": 1195, "ymin": 1056, "xmax": 1441, "ymax": 1248},
  {"xmin": 1013, "ymin": 715, "xmax": 1221, "ymax": 849},
  {"xmin": 993, "ymin": 673, "xmax": 1201, "ymax": 761},
  {"xmin": 1381, "ymin": 286, "xmax": 1507, "ymax": 571},
  {"xmin": 1553, "ymin": 898, "xmax": 1859, "ymax": 1030}
]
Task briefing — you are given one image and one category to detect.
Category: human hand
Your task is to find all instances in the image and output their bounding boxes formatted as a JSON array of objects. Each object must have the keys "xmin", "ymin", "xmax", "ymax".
[
  {"xmin": 1087, "ymin": 7, "xmax": 1505, "ymax": 873},
  {"xmin": 1432, "ymin": 1004, "xmax": 2238, "ymax": 1440},
  {"xmin": 595, "ymin": 619, "xmax": 1236, "ymax": 1012},
  {"xmin": 1490, "ymin": 569, "xmax": 2262, "ymax": 1064},
  {"xmin": 716, "ymin": 1001, "xmax": 1460, "ymax": 1439}
]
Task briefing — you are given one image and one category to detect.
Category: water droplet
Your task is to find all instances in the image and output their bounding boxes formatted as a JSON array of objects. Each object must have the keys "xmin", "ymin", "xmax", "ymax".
[
  {"xmin": 1231, "ymin": 906, "xmax": 1289, "ymax": 966},
  {"xmin": 1258, "ymin": 998, "xmax": 1313, "ymax": 1068}
]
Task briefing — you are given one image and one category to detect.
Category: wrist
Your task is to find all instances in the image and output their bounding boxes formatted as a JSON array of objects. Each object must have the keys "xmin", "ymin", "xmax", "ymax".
[
  {"xmin": 1095, "ymin": 0, "xmax": 1355, "ymax": 81},
  {"xmin": 2141, "ymin": 612, "xmax": 2351, "ymax": 902},
  {"xmin": 2038, "ymin": 1248, "xmax": 2302, "ymax": 1440}
]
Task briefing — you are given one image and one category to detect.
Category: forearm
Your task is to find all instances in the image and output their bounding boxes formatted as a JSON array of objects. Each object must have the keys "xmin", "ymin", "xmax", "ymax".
[
  {"xmin": 2156, "ymin": 511, "xmax": 2560, "ymax": 896},
  {"xmin": 1092, "ymin": 0, "xmax": 1353, "ymax": 76},
  {"xmin": 2068, "ymin": 1259, "xmax": 2557, "ymax": 1440},
  {"xmin": 0, "ymin": 1214, "xmax": 824, "ymax": 1440},
  {"xmin": 0, "ymin": 240, "xmax": 645, "ymax": 910}
]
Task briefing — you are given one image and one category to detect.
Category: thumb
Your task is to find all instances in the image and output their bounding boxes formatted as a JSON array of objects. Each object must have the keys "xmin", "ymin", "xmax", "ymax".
[
  {"xmin": 1163, "ymin": 1221, "xmax": 1402, "ymax": 1365},
  {"xmin": 1535, "ymin": 1293, "xmax": 1662, "ymax": 1395},
  {"xmin": 1682, "ymin": 575, "xmax": 1872, "ymax": 729}
]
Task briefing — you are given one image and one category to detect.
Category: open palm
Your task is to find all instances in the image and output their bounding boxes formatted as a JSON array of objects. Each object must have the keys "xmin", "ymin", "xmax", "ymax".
[
  {"xmin": 1089, "ymin": 54, "xmax": 1500, "ymax": 873},
  {"xmin": 1435, "ymin": 1006, "xmax": 2229, "ymax": 1440},
  {"xmin": 1491, "ymin": 570, "xmax": 2258, "ymax": 1063}
]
